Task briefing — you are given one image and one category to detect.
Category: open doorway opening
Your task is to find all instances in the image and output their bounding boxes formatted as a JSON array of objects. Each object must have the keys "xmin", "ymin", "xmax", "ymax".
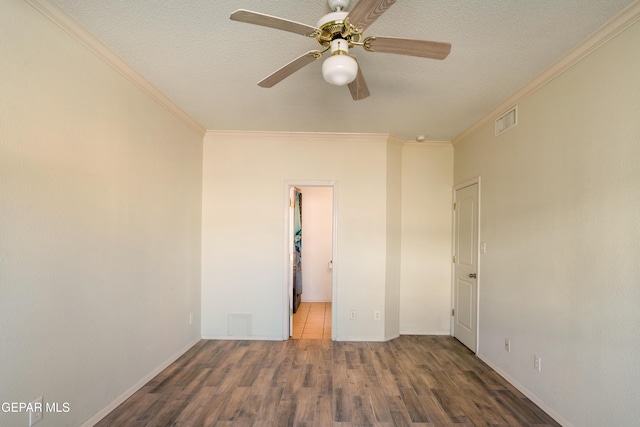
[{"xmin": 285, "ymin": 183, "xmax": 335, "ymax": 340}]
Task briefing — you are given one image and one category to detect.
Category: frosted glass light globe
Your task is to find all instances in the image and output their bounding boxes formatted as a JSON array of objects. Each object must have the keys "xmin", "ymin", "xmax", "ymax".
[{"xmin": 322, "ymin": 54, "xmax": 358, "ymax": 86}]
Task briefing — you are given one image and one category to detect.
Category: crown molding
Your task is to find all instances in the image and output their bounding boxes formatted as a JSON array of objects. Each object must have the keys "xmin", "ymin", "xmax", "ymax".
[
  {"xmin": 452, "ymin": 0, "xmax": 640, "ymax": 146},
  {"xmin": 205, "ymin": 130, "xmax": 450, "ymax": 146},
  {"xmin": 404, "ymin": 140, "xmax": 452, "ymax": 147},
  {"xmin": 25, "ymin": 0, "xmax": 206, "ymax": 137},
  {"xmin": 387, "ymin": 134, "xmax": 406, "ymax": 146},
  {"xmin": 205, "ymin": 129, "xmax": 394, "ymax": 142}
]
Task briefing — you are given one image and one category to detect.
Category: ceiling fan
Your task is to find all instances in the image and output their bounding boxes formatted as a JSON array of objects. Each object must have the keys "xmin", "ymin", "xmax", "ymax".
[{"xmin": 230, "ymin": 0, "xmax": 451, "ymax": 101}]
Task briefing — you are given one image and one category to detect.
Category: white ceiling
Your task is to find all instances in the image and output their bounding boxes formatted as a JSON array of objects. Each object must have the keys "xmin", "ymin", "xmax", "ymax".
[{"xmin": 49, "ymin": 0, "xmax": 635, "ymax": 141}]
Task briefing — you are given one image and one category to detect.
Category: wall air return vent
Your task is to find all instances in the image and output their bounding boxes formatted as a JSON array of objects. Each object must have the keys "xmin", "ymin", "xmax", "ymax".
[{"xmin": 495, "ymin": 106, "xmax": 518, "ymax": 137}]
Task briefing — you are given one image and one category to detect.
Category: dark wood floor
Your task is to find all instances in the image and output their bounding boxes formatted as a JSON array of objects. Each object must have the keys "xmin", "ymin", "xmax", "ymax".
[{"xmin": 96, "ymin": 336, "xmax": 560, "ymax": 426}]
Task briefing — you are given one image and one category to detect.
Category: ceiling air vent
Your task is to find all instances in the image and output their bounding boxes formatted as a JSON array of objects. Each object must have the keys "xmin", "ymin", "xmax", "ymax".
[{"xmin": 495, "ymin": 106, "xmax": 518, "ymax": 137}]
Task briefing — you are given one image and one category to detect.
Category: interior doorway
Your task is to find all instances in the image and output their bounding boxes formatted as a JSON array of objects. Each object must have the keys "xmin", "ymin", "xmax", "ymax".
[{"xmin": 285, "ymin": 182, "xmax": 336, "ymax": 340}]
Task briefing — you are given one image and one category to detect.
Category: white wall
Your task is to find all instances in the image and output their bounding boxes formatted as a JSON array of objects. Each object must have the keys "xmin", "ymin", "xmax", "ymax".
[
  {"xmin": 400, "ymin": 143, "xmax": 454, "ymax": 334},
  {"xmin": 453, "ymin": 19, "xmax": 640, "ymax": 427},
  {"xmin": 201, "ymin": 131, "xmax": 390, "ymax": 341},
  {"xmin": 300, "ymin": 187, "xmax": 333, "ymax": 303},
  {"xmin": 0, "ymin": 2, "xmax": 203, "ymax": 426}
]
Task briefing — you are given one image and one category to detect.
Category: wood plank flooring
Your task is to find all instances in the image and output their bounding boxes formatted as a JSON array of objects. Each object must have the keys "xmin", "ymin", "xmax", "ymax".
[
  {"xmin": 292, "ymin": 302, "xmax": 332, "ymax": 340},
  {"xmin": 95, "ymin": 336, "xmax": 561, "ymax": 426}
]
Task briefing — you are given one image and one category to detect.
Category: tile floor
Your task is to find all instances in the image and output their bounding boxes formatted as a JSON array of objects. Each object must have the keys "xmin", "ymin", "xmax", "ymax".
[{"xmin": 292, "ymin": 302, "xmax": 331, "ymax": 340}]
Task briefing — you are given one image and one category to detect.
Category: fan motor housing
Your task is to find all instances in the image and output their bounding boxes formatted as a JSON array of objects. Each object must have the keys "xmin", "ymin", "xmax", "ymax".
[
  {"xmin": 327, "ymin": 0, "xmax": 350, "ymax": 11},
  {"xmin": 316, "ymin": 11, "xmax": 362, "ymax": 47}
]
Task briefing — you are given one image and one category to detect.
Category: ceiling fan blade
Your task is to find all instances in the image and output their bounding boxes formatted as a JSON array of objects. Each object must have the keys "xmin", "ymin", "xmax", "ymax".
[
  {"xmin": 363, "ymin": 36, "xmax": 451, "ymax": 60},
  {"xmin": 348, "ymin": 63, "xmax": 370, "ymax": 101},
  {"xmin": 347, "ymin": 0, "xmax": 397, "ymax": 31},
  {"xmin": 258, "ymin": 51, "xmax": 323, "ymax": 88},
  {"xmin": 230, "ymin": 9, "xmax": 318, "ymax": 37}
]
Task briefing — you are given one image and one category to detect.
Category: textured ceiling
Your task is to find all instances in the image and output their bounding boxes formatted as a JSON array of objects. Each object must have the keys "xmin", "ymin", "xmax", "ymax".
[{"xmin": 49, "ymin": 0, "xmax": 635, "ymax": 140}]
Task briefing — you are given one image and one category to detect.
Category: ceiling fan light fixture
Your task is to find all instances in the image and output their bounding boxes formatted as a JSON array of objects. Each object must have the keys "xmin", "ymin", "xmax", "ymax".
[
  {"xmin": 232, "ymin": 0, "xmax": 450, "ymax": 100},
  {"xmin": 322, "ymin": 39, "xmax": 358, "ymax": 86}
]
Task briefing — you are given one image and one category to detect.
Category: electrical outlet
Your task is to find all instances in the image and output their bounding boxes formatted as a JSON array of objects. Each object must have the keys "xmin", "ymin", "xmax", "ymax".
[
  {"xmin": 349, "ymin": 310, "xmax": 357, "ymax": 320},
  {"xmin": 534, "ymin": 355, "xmax": 542, "ymax": 372},
  {"xmin": 29, "ymin": 397, "xmax": 43, "ymax": 426},
  {"xmin": 505, "ymin": 338, "xmax": 510, "ymax": 352},
  {"xmin": 374, "ymin": 311, "xmax": 381, "ymax": 321}
]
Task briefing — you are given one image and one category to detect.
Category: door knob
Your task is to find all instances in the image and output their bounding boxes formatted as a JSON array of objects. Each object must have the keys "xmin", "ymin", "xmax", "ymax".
[{"xmin": 468, "ymin": 273, "xmax": 477, "ymax": 278}]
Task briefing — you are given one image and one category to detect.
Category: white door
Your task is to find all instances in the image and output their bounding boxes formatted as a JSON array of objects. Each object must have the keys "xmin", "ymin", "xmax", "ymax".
[
  {"xmin": 288, "ymin": 187, "xmax": 298, "ymax": 337},
  {"xmin": 453, "ymin": 182, "xmax": 479, "ymax": 352}
]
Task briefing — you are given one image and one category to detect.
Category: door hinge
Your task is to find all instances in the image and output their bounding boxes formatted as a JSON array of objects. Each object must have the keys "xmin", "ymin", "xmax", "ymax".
[
  {"xmin": 452, "ymin": 255, "xmax": 456, "ymax": 263},
  {"xmin": 290, "ymin": 199, "xmax": 295, "ymax": 207},
  {"xmin": 451, "ymin": 309, "xmax": 455, "ymax": 316},
  {"xmin": 453, "ymin": 202, "xmax": 456, "ymax": 210}
]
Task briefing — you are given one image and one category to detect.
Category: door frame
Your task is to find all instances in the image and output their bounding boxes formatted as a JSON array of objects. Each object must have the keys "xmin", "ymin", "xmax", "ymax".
[
  {"xmin": 283, "ymin": 180, "xmax": 338, "ymax": 340},
  {"xmin": 451, "ymin": 177, "xmax": 481, "ymax": 353}
]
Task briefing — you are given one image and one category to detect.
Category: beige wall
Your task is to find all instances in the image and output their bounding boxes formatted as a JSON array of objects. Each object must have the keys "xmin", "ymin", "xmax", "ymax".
[
  {"xmin": 201, "ymin": 131, "xmax": 390, "ymax": 341},
  {"xmin": 384, "ymin": 138, "xmax": 403, "ymax": 339},
  {"xmin": 453, "ymin": 19, "xmax": 640, "ymax": 427},
  {"xmin": 201, "ymin": 131, "xmax": 454, "ymax": 342},
  {"xmin": 400, "ymin": 143, "xmax": 454, "ymax": 334},
  {"xmin": 0, "ymin": 1, "xmax": 203, "ymax": 426}
]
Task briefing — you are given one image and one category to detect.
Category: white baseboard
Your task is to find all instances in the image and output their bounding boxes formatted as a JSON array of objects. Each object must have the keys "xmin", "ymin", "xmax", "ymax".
[
  {"xmin": 385, "ymin": 333, "xmax": 401, "ymax": 341},
  {"xmin": 477, "ymin": 353, "xmax": 573, "ymax": 427},
  {"xmin": 334, "ymin": 335, "xmax": 387, "ymax": 342},
  {"xmin": 201, "ymin": 335, "xmax": 284, "ymax": 341},
  {"xmin": 300, "ymin": 298, "xmax": 332, "ymax": 303},
  {"xmin": 80, "ymin": 338, "xmax": 200, "ymax": 427},
  {"xmin": 399, "ymin": 330, "xmax": 451, "ymax": 336}
]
